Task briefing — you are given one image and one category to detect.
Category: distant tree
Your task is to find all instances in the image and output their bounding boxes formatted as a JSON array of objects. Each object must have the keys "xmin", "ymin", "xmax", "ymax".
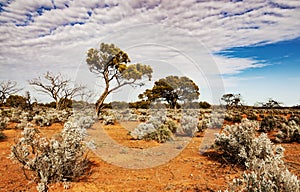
[
  {"xmin": 258, "ymin": 98, "xmax": 283, "ymax": 108},
  {"xmin": 86, "ymin": 43, "xmax": 153, "ymax": 115},
  {"xmin": 29, "ymin": 71, "xmax": 85, "ymax": 110},
  {"xmin": 139, "ymin": 76, "xmax": 200, "ymax": 108},
  {"xmin": 221, "ymin": 93, "xmax": 242, "ymax": 108},
  {"xmin": 0, "ymin": 80, "xmax": 22, "ymax": 105}
]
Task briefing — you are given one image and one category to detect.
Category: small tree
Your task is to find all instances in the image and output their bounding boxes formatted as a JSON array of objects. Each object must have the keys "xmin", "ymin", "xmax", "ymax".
[
  {"xmin": 259, "ymin": 98, "xmax": 283, "ymax": 108},
  {"xmin": 29, "ymin": 71, "xmax": 85, "ymax": 110},
  {"xmin": 86, "ymin": 43, "xmax": 153, "ymax": 115},
  {"xmin": 139, "ymin": 76, "xmax": 200, "ymax": 108},
  {"xmin": 0, "ymin": 80, "xmax": 22, "ymax": 105},
  {"xmin": 221, "ymin": 93, "xmax": 242, "ymax": 109}
]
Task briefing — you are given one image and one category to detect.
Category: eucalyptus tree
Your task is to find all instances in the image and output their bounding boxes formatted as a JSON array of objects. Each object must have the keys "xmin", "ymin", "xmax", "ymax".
[
  {"xmin": 139, "ymin": 75, "xmax": 200, "ymax": 108},
  {"xmin": 86, "ymin": 43, "xmax": 153, "ymax": 115}
]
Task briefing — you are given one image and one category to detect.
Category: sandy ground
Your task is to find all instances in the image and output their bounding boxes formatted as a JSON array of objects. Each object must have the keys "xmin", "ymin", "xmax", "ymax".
[{"xmin": 0, "ymin": 121, "xmax": 299, "ymax": 192}]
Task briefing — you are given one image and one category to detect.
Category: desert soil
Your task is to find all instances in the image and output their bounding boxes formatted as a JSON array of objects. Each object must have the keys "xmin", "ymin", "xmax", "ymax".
[{"xmin": 0, "ymin": 121, "xmax": 299, "ymax": 192}]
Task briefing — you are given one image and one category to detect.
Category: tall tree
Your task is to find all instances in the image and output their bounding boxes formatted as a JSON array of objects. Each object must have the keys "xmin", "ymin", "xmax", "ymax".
[
  {"xmin": 139, "ymin": 76, "xmax": 200, "ymax": 108},
  {"xmin": 0, "ymin": 80, "xmax": 22, "ymax": 105},
  {"xmin": 86, "ymin": 43, "xmax": 153, "ymax": 115},
  {"xmin": 29, "ymin": 71, "xmax": 85, "ymax": 110}
]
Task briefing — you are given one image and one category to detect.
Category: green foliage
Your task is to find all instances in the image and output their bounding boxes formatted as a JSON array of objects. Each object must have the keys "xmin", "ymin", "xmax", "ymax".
[
  {"xmin": 139, "ymin": 76, "xmax": 200, "ymax": 108},
  {"xmin": 58, "ymin": 98, "xmax": 73, "ymax": 109},
  {"xmin": 199, "ymin": 101, "xmax": 211, "ymax": 109},
  {"xmin": 259, "ymin": 115, "xmax": 282, "ymax": 132},
  {"xmin": 5, "ymin": 95, "xmax": 27, "ymax": 108},
  {"xmin": 44, "ymin": 101, "xmax": 57, "ymax": 108},
  {"xmin": 143, "ymin": 124, "xmax": 173, "ymax": 143},
  {"xmin": 129, "ymin": 100, "xmax": 150, "ymax": 109},
  {"xmin": 0, "ymin": 80, "xmax": 22, "ymax": 104},
  {"xmin": 276, "ymin": 119, "xmax": 300, "ymax": 143}
]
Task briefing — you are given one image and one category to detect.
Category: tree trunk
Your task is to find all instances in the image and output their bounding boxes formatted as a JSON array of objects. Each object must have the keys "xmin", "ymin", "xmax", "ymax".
[
  {"xmin": 56, "ymin": 99, "xmax": 60, "ymax": 110},
  {"xmin": 95, "ymin": 90, "xmax": 109, "ymax": 116}
]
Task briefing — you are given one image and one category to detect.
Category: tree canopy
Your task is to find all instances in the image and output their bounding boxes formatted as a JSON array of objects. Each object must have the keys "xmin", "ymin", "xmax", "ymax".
[
  {"xmin": 139, "ymin": 76, "xmax": 200, "ymax": 108},
  {"xmin": 86, "ymin": 43, "xmax": 153, "ymax": 115}
]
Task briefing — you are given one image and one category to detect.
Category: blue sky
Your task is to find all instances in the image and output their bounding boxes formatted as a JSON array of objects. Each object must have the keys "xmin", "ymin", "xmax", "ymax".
[
  {"xmin": 0, "ymin": 0, "xmax": 300, "ymax": 106},
  {"xmin": 217, "ymin": 37, "xmax": 300, "ymax": 106}
]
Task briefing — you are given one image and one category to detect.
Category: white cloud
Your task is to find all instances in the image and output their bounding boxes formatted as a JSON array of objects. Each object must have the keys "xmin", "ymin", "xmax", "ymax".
[
  {"xmin": 212, "ymin": 55, "xmax": 267, "ymax": 75},
  {"xmin": 0, "ymin": 0, "xmax": 300, "ymax": 103}
]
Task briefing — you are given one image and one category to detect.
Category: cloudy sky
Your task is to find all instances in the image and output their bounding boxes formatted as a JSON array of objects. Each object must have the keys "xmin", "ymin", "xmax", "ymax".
[{"xmin": 0, "ymin": 0, "xmax": 300, "ymax": 106}]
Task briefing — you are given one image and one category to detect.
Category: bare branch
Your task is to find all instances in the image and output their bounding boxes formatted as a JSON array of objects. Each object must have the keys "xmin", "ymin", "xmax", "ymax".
[
  {"xmin": 29, "ymin": 71, "xmax": 84, "ymax": 110},
  {"xmin": 0, "ymin": 80, "xmax": 23, "ymax": 103}
]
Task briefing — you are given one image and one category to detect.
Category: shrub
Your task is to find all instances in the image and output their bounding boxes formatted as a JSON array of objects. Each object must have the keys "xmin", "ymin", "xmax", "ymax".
[
  {"xmin": 276, "ymin": 120, "xmax": 300, "ymax": 143},
  {"xmin": 214, "ymin": 119, "xmax": 280, "ymax": 168},
  {"xmin": 179, "ymin": 116, "xmax": 198, "ymax": 136},
  {"xmin": 223, "ymin": 148, "xmax": 300, "ymax": 192},
  {"xmin": 217, "ymin": 120, "xmax": 300, "ymax": 192},
  {"xmin": 130, "ymin": 110, "xmax": 177, "ymax": 142},
  {"xmin": 199, "ymin": 101, "xmax": 211, "ymax": 109},
  {"xmin": 10, "ymin": 121, "xmax": 90, "ymax": 192},
  {"xmin": 259, "ymin": 115, "xmax": 282, "ymax": 132},
  {"xmin": 5, "ymin": 95, "xmax": 27, "ymax": 109},
  {"xmin": 225, "ymin": 113, "xmax": 242, "ymax": 123},
  {"xmin": 143, "ymin": 124, "xmax": 173, "ymax": 143}
]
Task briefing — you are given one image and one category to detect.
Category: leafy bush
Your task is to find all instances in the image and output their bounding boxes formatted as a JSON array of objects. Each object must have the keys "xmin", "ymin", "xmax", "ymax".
[
  {"xmin": 5, "ymin": 95, "xmax": 27, "ymax": 109},
  {"xmin": 199, "ymin": 101, "xmax": 211, "ymax": 109},
  {"xmin": 259, "ymin": 115, "xmax": 282, "ymax": 132},
  {"xmin": 276, "ymin": 120, "xmax": 300, "ymax": 143},
  {"xmin": 225, "ymin": 113, "xmax": 242, "ymax": 123},
  {"xmin": 11, "ymin": 121, "xmax": 91, "ymax": 192},
  {"xmin": 214, "ymin": 119, "xmax": 281, "ymax": 168},
  {"xmin": 223, "ymin": 148, "xmax": 299, "ymax": 192},
  {"xmin": 179, "ymin": 116, "xmax": 198, "ymax": 136},
  {"xmin": 217, "ymin": 120, "xmax": 300, "ymax": 192},
  {"xmin": 130, "ymin": 110, "xmax": 177, "ymax": 142},
  {"xmin": 143, "ymin": 124, "xmax": 173, "ymax": 143}
]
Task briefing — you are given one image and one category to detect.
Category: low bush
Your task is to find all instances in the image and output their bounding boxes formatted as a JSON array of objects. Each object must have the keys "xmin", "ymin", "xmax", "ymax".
[
  {"xmin": 199, "ymin": 101, "xmax": 211, "ymax": 109},
  {"xmin": 223, "ymin": 148, "xmax": 299, "ymax": 192},
  {"xmin": 143, "ymin": 124, "xmax": 173, "ymax": 143},
  {"xmin": 10, "ymin": 121, "xmax": 91, "ymax": 192},
  {"xmin": 130, "ymin": 110, "xmax": 177, "ymax": 142},
  {"xmin": 214, "ymin": 119, "xmax": 282, "ymax": 168},
  {"xmin": 180, "ymin": 116, "xmax": 198, "ymax": 136},
  {"xmin": 216, "ymin": 119, "xmax": 300, "ymax": 192},
  {"xmin": 276, "ymin": 120, "xmax": 300, "ymax": 143},
  {"xmin": 259, "ymin": 115, "xmax": 283, "ymax": 132}
]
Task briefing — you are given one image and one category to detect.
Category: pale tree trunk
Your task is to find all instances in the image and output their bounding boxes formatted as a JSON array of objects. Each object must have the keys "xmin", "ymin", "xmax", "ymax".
[
  {"xmin": 96, "ymin": 72, "xmax": 110, "ymax": 116},
  {"xmin": 95, "ymin": 90, "xmax": 109, "ymax": 116}
]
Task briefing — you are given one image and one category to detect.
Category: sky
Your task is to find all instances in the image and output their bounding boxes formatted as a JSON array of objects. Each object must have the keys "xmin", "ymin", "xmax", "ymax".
[{"xmin": 0, "ymin": 0, "xmax": 300, "ymax": 106}]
